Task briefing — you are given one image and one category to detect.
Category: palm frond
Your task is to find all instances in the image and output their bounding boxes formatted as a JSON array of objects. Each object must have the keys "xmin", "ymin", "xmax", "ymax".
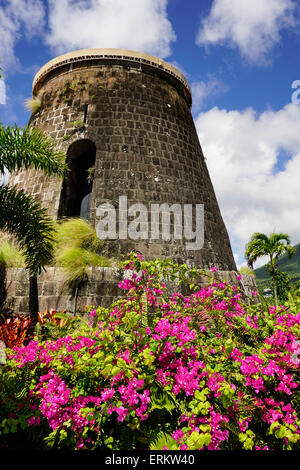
[
  {"xmin": 269, "ymin": 232, "xmax": 291, "ymax": 246},
  {"xmin": 0, "ymin": 124, "xmax": 68, "ymax": 177},
  {"xmin": 245, "ymin": 238, "xmax": 268, "ymax": 267},
  {"xmin": 249, "ymin": 232, "xmax": 269, "ymax": 244},
  {"xmin": 0, "ymin": 184, "xmax": 55, "ymax": 274},
  {"xmin": 149, "ymin": 432, "xmax": 178, "ymax": 450}
]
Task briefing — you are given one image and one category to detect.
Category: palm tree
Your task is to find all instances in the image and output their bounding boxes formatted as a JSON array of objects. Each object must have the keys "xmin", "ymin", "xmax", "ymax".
[
  {"xmin": 0, "ymin": 122, "xmax": 68, "ymax": 324},
  {"xmin": 245, "ymin": 232, "xmax": 295, "ymax": 306}
]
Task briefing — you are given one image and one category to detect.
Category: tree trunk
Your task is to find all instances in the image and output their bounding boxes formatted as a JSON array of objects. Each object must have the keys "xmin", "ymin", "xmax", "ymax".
[
  {"xmin": 273, "ymin": 278, "xmax": 278, "ymax": 307},
  {"xmin": 73, "ymin": 285, "xmax": 79, "ymax": 316},
  {"xmin": 0, "ymin": 262, "xmax": 7, "ymax": 313},
  {"xmin": 269, "ymin": 257, "xmax": 278, "ymax": 307},
  {"xmin": 29, "ymin": 275, "xmax": 39, "ymax": 327}
]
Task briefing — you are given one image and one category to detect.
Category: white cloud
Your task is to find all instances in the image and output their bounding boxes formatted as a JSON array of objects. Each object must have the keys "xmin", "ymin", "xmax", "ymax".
[
  {"xmin": 191, "ymin": 78, "xmax": 228, "ymax": 113},
  {"xmin": 0, "ymin": 0, "xmax": 45, "ymax": 71},
  {"xmin": 0, "ymin": 78, "xmax": 6, "ymax": 104},
  {"xmin": 46, "ymin": 0, "xmax": 176, "ymax": 58},
  {"xmin": 0, "ymin": 170, "xmax": 9, "ymax": 186},
  {"xmin": 196, "ymin": 0, "xmax": 297, "ymax": 64},
  {"xmin": 195, "ymin": 103, "xmax": 300, "ymax": 262}
]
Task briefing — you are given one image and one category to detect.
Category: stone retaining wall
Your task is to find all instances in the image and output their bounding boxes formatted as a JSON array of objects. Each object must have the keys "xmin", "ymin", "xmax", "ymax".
[{"xmin": 1, "ymin": 267, "xmax": 257, "ymax": 316}]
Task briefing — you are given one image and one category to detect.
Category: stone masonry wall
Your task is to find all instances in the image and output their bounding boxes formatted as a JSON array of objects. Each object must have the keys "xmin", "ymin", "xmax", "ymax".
[
  {"xmin": 2, "ymin": 267, "xmax": 257, "ymax": 316},
  {"xmin": 8, "ymin": 59, "xmax": 237, "ymax": 271}
]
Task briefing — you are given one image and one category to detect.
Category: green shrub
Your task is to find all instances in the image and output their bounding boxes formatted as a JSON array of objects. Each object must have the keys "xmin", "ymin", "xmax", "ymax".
[
  {"xmin": 0, "ymin": 238, "xmax": 25, "ymax": 267},
  {"xmin": 0, "ymin": 255, "xmax": 299, "ymax": 450}
]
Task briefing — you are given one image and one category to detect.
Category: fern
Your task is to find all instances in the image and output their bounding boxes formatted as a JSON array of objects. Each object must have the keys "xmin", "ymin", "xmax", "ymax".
[
  {"xmin": 1, "ymin": 367, "xmax": 32, "ymax": 401},
  {"xmin": 149, "ymin": 387, "xmax": 177, "ymax": 414},
  {"xmin": 149, "ymin": 432, "xmax": 178, "ymax": 450}
]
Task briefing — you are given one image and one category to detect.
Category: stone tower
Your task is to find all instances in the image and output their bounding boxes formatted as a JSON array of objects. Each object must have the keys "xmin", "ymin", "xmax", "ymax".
[{"xmin": 9, "ymin": 48, "xmax": 236, "ymax": 271}]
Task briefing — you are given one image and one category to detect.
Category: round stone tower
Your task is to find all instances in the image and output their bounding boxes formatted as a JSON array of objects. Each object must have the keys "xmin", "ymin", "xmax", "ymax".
[{"xmin": 9, "ymin": 48, "xmax": 236, "ymax": 271}]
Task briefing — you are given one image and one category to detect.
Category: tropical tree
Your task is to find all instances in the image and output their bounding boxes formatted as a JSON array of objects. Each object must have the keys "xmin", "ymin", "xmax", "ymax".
[
  {"xmin": 0, "ymin": 122, "xmax": 68, "ymax": 324},
  {"xmin": 271, "ymin": 268, "xmax": 291, "ymax": 303},
  {"xmin": 245, "ymin": 232, "xmax": 295, "ymax": 306}
]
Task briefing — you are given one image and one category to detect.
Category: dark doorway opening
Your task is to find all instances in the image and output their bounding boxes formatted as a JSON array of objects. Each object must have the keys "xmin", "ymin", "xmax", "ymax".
[{"xmin": 58, "ymin": 139, "xmax": 96, "ymax": 220}]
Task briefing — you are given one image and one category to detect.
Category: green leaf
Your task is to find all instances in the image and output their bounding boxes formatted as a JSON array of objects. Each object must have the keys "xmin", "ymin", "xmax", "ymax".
[
  {"xmin": 0, "ymin": 124, "xmax": 68, "ymax": 176},
  {"xmin": 150, "ymin": 432, "xmax": 179, "ymax": 450},
  {"xmin": 0, "ymin": 185, "xmax": 56, "ymax": 274}
]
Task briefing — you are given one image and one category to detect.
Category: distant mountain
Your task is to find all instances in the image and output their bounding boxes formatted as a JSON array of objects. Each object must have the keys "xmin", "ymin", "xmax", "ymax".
[{"xmin": 254, "ymin": 243, "xmax": 300, "ymax": 291}]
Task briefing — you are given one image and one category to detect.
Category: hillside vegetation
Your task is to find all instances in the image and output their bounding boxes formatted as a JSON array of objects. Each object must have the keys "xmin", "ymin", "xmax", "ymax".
[{"xmin": 255, "ymin": 243, "xmax": 300, "ymax": 291}]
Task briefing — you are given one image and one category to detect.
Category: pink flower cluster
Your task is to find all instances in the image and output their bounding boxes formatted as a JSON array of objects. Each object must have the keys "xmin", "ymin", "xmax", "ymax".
[{"xmin": 4, "ymin": 256, "xmax": 299, "ymax": 451}]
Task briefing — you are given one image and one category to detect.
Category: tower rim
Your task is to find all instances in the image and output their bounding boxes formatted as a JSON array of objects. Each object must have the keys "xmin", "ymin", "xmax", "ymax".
[{"xmin": 32, "ymin": 47, "xmax": 192, "ymax": 105}]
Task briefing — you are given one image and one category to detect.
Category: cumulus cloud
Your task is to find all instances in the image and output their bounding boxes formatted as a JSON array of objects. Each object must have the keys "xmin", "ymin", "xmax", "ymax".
[
  {"xmin": 0, "ymin": 78, "xmax": 6, "ymax": 104},
  {"xmin": 196, "ymin": 0, "xmax": 298, "ymax": 64},
  {"xmin": 46, "ymin": 0, "xmax": 176, "ymax": 58},
  {"xmin": 195, "ymin": 103, "xmax": 300, "ymax": 263},
  {"xmin": 0, "ymin": 0, "xmax": 45, "ymax": 71},
  {"xmin": 191, "ymin": 78, "xmax": 228, "ymax": 113}
]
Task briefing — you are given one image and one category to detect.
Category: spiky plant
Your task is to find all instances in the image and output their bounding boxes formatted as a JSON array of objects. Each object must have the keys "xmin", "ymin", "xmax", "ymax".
[
  {"xmin": 0, "ymin": 238, "xmax": 26, "ymax": 268},
  {"xmin": 53, "ymin": 218, "xmax": 111, "ymax": 315},
  {"xmin": 0, "ymin": 122, "xmax": 68, "ymax": 324},
  {"xmin": 24, "ymin": 97, "xmax": 41, "ymax": 114},
  {"xmin": 54, "ymin": 217, "xmax": 100, "ymax": 250}
]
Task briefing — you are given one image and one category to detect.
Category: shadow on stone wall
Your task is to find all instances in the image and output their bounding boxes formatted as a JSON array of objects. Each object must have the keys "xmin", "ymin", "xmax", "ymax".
[{"xmin": 0, "ymin": 263, "xmax": 7, "ymax": 312}]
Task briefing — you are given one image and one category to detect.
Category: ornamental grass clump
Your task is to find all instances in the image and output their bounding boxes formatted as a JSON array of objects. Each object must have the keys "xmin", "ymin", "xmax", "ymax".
[
  {"xmin": 0, "ymin": 254, "xmax": 299, "ymax": 450},
  {"xmin": 53, "ymin": 218, "xmax": 111, "ymax": 314},
  {"xmin": 0, "ymin": 238, "xmax": 26, "ymax": 268}
]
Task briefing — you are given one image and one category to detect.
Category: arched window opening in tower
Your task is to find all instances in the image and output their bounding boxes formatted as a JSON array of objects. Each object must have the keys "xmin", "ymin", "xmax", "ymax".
[{"xmin": 58, "ymin": 139, "xmax": 96, "ymax": 220}]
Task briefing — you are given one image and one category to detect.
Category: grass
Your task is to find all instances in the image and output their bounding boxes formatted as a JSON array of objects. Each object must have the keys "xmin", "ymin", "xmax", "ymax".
[{"xmin": 24, "ymin": 97, "xmax": 41, "ymax": 114}]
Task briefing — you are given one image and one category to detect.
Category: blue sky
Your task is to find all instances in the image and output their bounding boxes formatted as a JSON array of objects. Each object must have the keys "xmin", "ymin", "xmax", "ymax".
[{"xmin": 1, "ymin": 0, "xmax": 300, "ymax": 269}]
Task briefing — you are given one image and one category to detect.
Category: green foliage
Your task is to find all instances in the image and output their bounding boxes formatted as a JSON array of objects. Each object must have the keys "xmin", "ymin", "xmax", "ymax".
[
  {"xmin": 0, "ymin": 124, "xmax": 68, "ymax": 177},
  {"xmin": 239, "ymin": 267, "xmax": 256, "ymax": 277},
  {"xmin": 0, "ymin": 255, "xmax": 298, "ymax": 451},
  {"xmin": 54, "ymin": 218, "xmax": 99, "ymax": 251},
  {"xmin": 0, "ymin": 238, "xmax": 25, "ymax": 268},
  {"xmin": 0, "ymin": 121, "xmax": 68, "ymax": 323},
  {"xmin": 56, "ymin": 247, "xmax": 110, "ymax": 290},
  {"xmin": 70, "ymin": 120, "xmax": 85, "ymax": 129},
  {"xmin": 0, "ymin": 185, "xmax": 56, "ymax": 275},
  {"xmin": 245, "ymin": 232, "xmax": 296, "ymax": 305},
  {"xmin": 255, "ymin": 242, "xmax": 300, "ymax": 289},
  {"xmin": 36, "ymin": 312, "xmax": 85, "ymax": 341},
  {"xmin": 269, "ymin": 266, "xmax": 291, "ymax": 303},
  {"xmin": 24, "ymin": 97, "xmax": 41, "ymax": 114},
  {"xmin": 86, "ymin": 165, "xmax": 95, "ymax": 183},
  {"xmin": 53, "ymin": 218, "xmax": 111, "ymax": 292},
  {"xmin": 149, "ymin": 432, "xmax": 179, "ymax": 450},
  {"xmin": 245, "ymin": 232, "xmax": 295, "ymax": 269}
]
